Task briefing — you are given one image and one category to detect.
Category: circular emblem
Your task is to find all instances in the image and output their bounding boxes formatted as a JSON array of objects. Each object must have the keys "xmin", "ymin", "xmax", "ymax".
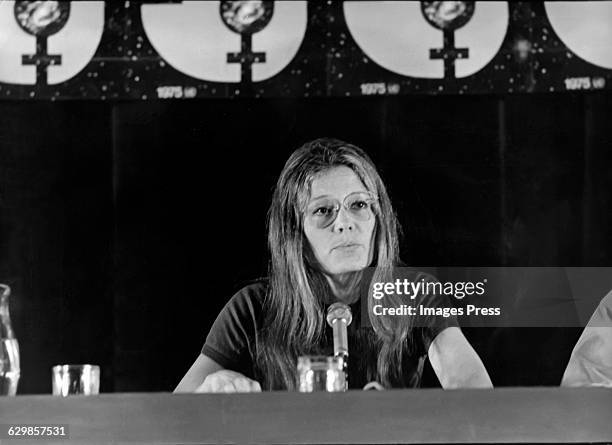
[
  {"xmin": 14, "ymin": 1, "xmax": 71, "ymax": 37},
  {"xmin": 220, "ymin": 1, "xmax": 274, "ymax": 35},
  {"xmin": 421, "ymin": 1, "xmax": 475, "ymax": 31}
]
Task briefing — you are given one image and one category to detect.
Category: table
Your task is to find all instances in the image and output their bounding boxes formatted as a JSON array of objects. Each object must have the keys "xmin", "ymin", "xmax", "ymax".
[{"xmin": 1, "ymin": 388, "xmax": 611, "ymax": 444}]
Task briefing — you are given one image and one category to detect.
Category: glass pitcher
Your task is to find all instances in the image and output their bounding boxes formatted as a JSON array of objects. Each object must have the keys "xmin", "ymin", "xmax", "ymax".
[{"xmin": 0, "ymin": 284, "xmax": 20, "ymax": 396}]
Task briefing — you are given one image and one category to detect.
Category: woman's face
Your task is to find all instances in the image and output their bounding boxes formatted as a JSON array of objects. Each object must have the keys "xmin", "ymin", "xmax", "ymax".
[{"xmin": 303, "ymin": 166, "xmax": 376, "ymax": 276}]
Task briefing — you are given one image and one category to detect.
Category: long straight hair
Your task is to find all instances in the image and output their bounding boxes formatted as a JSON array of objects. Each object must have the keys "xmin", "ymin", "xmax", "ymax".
[{"xmin": 255, "ymin": 138, "xmax": 412, "ymax": 389}]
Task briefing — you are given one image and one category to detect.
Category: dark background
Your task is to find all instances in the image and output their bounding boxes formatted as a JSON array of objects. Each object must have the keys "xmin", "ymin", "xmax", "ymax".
[{"xmin": 0, "ymin": 91, "xmax": 610, "ymax": 393}]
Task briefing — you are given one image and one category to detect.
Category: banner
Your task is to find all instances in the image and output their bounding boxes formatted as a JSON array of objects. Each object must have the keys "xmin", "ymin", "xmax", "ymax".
[{"xmin": 0, "ymin": 1, "xmax": 610, "ymax": 100}]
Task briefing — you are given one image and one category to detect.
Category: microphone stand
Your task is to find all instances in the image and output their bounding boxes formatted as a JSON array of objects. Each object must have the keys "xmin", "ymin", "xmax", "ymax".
[{"xmin": 326, "ymin": 302, "xmax": 352, "ymax": 390}]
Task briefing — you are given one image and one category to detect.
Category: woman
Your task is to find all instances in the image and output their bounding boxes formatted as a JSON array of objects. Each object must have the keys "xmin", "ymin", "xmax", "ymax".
[{"xmin": 175, "ymin": 138, "xmax": 492, "ymax": 392}]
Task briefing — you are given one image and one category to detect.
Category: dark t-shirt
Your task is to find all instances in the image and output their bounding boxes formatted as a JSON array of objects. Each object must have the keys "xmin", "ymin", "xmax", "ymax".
[{"xmin": 202, "ymin": 275, "xmax": 458, "ymax": 389}]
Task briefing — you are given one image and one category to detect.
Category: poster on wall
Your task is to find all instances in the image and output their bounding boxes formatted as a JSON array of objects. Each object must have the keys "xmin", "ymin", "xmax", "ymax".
[{"xmin": 0, "ymin": 1, "xmax": 610, "ymax": 100}]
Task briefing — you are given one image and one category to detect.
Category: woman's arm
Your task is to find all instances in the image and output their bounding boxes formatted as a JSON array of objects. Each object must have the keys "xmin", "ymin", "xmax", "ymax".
[
  {"xmin": 428, "ymin": 327, "xmax": 493, "ymax": 389},
  {"xmin": 175, "ymin": 284, "xmax": 266, "ymax": 393},
  {"xmin": 174, "ymin": 353, "xmax": 262, "ymax": 393},
  {"xmin": 174, "ymin": 353, "xmax": 224, "ymax": 393}
]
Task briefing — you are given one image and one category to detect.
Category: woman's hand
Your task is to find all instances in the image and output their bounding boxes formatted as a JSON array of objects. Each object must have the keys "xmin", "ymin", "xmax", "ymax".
[{"xmin": 195, "ymin": 370, "xmax": 262, "ymax": 393}]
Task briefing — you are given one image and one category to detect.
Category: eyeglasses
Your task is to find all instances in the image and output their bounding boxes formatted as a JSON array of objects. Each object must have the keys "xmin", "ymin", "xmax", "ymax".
[{"xmin": 305, "ymin": 191, "xmax": 378, "ymax": 229}]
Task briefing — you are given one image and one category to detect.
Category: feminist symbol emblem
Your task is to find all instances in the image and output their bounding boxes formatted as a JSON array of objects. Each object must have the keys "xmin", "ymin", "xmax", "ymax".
[
  {"xmin": 421, "ymin": 1, "xmax": 475, "ymax": 80},
  {"xmin": 220, "ymin": 1, "xmax": 274, "ymax": 85},
  {"xmin": 14, "ymin": 1, "xmax": 71, "ymax": 86}
]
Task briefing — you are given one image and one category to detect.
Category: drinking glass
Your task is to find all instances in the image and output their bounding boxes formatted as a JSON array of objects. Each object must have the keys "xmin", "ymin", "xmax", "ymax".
[
  {"xmin": 297, "ymin": 355, "xmax": 346, "ymax": 392},
  {"xmin": 52, "ymin": 364, "xmax": 100, "ymax": 396}
]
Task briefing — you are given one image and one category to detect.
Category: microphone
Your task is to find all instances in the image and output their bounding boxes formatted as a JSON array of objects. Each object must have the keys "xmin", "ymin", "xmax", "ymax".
[{"xmin": 326, "ymin": 302, "xmax": 353, "ymax": 358}]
